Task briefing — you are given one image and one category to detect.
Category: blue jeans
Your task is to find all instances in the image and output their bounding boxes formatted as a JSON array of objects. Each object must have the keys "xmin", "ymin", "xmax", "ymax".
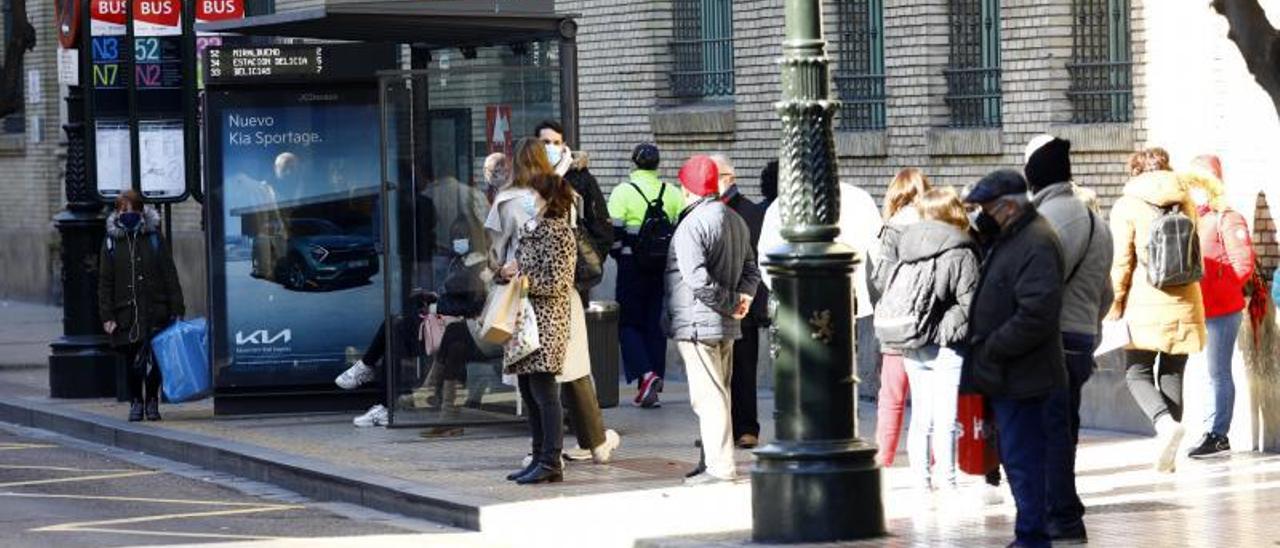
[
  {"xmin": 616, "ymin": 257, "xmax": 668, "ymax": 383},
  {"xmin": 1044, "ymin": 332, "xmax": 1094, "ymax": 531},
  {"xmin": 1205, "ymin": 312, "xmax": 1242, "ymax": 437},
  {"xmin": 903, "ymin": 345, "xmax": 963, "ymax": 488},
  {"xmin": 992, "ymin": 396, "xmax": 1050, "ymax": 548}
]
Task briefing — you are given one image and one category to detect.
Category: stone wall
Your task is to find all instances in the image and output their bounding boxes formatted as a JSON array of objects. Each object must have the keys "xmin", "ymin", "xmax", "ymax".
[{"xmin": 0, "ymin": 0, "xmax": 65, "ymax": 302}]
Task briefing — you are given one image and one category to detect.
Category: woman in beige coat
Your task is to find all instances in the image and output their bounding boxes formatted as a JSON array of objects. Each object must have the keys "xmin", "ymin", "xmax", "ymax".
[{"xmin": 1107, "ymin": 148, "xmax": 1207, "ymax": 473}]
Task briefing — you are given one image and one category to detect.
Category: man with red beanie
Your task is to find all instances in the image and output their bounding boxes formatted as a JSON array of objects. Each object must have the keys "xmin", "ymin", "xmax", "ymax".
[{"xmin": 664, "ymin": 155, "xmax": 761, "ymax": 484}]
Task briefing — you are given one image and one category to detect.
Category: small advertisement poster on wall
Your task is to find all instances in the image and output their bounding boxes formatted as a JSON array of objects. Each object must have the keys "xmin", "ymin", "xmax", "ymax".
[{"xmin": 208, "ymin": 87, "xmax": 384, "ymax": 388}]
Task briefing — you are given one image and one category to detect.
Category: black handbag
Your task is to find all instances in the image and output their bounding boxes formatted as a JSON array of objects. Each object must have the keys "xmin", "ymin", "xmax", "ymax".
[{"xmin": 574, "ymin": 224, "xmax": 605, "ymax": 293}]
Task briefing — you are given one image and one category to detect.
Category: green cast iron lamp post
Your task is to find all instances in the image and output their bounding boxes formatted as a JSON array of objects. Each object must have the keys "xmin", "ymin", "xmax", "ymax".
[{"xmin": 751, "ymin": 0, "xmax": 885, "ymax": 542}]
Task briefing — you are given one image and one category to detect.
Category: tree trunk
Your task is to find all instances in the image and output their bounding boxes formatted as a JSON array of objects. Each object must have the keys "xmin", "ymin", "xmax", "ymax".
[
  {"xmin": 1213, "ymin": 0, "xmax": 1280, "ymax": 120},
  {"xmin": 0, "ymin": 0, "xmax": 35, "ymax": 119}
]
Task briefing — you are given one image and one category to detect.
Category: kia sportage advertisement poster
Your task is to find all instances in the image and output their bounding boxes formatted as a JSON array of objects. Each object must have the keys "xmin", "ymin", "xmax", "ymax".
[{"xmin": 207, "ymin": 87, "xmax": 384, "ymax": 389}]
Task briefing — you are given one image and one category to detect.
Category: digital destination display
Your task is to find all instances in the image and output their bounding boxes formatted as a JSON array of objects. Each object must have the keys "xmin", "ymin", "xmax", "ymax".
[{"xmin": 206, "ymin": 44, "xmax": 397, "ymax": 84}]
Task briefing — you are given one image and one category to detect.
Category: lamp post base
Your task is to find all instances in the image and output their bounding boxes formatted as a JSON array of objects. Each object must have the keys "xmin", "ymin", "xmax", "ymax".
[
  {"xmin": 752, "ymin": 439, "xmax": 884, "ymax": 543},
  {"xmin": 49, "ymin": 335, "xmax": 118, "ymax": 398},
  {"xmin": 48, "ymin": 208, "xmax": 116, "ymax": 399}
]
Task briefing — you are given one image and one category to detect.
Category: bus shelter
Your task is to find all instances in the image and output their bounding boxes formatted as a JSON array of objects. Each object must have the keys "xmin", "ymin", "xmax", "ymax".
[{"xmin": 200, "ymin": 0, "xmax": 578, "ymax": 427}]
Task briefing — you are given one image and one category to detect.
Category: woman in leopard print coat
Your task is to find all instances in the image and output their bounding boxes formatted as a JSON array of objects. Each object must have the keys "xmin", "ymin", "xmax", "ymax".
[
  {"xmin": 504, "ymin": 217, "xmax": 575, "ymax": 376},
  {"xmin": 497, "ymin": 137, "xmax": 578, "ymax": 485}
]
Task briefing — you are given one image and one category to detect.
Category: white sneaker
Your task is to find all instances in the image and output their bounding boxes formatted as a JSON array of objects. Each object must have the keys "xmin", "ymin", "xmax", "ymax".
[
  {"xmin": 1154, "ymin": 415, "xmax": 1185, "ymax": 473},
  {"xmin": 592, "ymin": 429, "xmax": 621, "ymax": 464},
  {"xmin": 564, "ymin": 447, "xmax": 593, "ymax": 461},
  {"xmin": 353, "ymin": 404, "xmax": 389, "ymax": 427},
  {"xmin": 981, "ymin": 484, "xmax": 1005, "ymax": 506},
  {"xmin": 335, "ymin": 360, "xmax": 375, "ymax": 390}
]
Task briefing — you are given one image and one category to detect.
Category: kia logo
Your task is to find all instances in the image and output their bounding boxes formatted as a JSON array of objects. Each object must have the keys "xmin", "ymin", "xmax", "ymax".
[{"xmin": 235, "ymin": 329, "xmax": 292, "ymax": 345}]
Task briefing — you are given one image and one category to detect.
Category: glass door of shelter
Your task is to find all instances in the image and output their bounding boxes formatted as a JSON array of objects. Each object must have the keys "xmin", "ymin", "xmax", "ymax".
[{"xmin": 377, "ymin": 38, "xmax": 563, "ymax": 428}]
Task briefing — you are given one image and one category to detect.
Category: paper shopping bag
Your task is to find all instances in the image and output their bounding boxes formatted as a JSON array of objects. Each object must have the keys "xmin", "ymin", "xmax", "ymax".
[{"xmin": 479, "ymin": 279, "xmax": 522, "ymax": 345}]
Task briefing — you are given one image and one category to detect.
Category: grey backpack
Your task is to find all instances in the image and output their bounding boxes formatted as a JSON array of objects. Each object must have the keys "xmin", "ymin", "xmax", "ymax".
[
  {"xmin": 1144, "ymin": 203, "xmax": 1202, "ymax": 288},
  {"xmin": 872, "ymin": 259, "xmax": 937, "ymax": 351}
]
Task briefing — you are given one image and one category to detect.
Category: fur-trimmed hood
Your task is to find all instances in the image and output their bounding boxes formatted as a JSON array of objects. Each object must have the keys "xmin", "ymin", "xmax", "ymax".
[{"xmin": 105, "ymin": 208, "xmax": 161, "ymax": 238}]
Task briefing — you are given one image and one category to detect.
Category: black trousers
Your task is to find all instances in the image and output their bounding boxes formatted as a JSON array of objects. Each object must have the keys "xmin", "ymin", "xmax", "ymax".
[
  {"xmin": 1124, "ymin": 350, "xmax": 1187, "ymax": 424},
  {"xmin": 121, "ymin": 341, "xmax": 161, "ymax": 403},
  {"xmin": 519, "ymin": 372, "xmax": 563, "ymax": 468},
  {"xmin": 731, "ymin": 324, "xmax": 761, "ymax": 439},
  {"xmin": 360, "ymin": 315, "xmax": 421, "ymax": 367}
]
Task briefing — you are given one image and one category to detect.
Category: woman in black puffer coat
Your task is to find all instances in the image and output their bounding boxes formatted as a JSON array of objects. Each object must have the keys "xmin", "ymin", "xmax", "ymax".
[{"xmin": 98, "ymin": 190, "xmax": 185, "ymax": 422}]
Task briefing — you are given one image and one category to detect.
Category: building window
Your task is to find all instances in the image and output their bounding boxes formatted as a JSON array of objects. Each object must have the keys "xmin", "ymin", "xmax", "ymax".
[
  {"xmin": 670, "ymin": 0, "xmax": 734, "ymax": 99},
  {"xmin": 1068, "ymin": 0, "xmax": 1132, "ymax": 123},
  {"xmin": 944, "ymin": 0, "xmax": 1001, "ymax": 128},
  {"xmin": 835, "ymin": 0, "xmax": 885, "ymax": 131},
  {"xmin": 1, "ymin": 0, "xmax": 25, "ymax": 135},
  {"xmin": 245, "ymin": 0, "xmax": 274, "ymax": 16}
]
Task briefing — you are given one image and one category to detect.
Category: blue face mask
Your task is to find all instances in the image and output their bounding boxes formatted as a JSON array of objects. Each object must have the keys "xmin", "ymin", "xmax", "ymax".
[
  {"xmin": 118, "ymin": 211, "xmax": 142, "ymax": 230},
  {"xmin": 544, "ymin": 144, "xmax": 562, "ymax": 167}
]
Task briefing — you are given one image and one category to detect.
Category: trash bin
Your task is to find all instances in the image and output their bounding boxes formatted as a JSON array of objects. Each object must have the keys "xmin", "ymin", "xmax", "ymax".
[{"xmin": 586, "ymin": 300, "xmax": 620, "ymax": 408}]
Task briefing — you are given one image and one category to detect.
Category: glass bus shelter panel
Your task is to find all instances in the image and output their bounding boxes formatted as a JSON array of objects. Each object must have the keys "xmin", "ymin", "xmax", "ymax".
[{"xmin": 380, "ymin": 38, "xmax": 562, "ymax": 427}]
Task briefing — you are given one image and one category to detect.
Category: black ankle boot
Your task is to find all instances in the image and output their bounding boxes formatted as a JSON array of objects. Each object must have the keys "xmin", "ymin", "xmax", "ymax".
[
  {"xmin": 506, "ymin": 458, "xmax": 540, "ymax": 481},
  {"xmin": 515, "ymin": 463, "xmax": 563, "ymax": 485},
  {"xmin": 145, "ymin": 399, "xmax": 161, "ymax": 421},
  {"xmin": 128, "ymin": 401, "xmax": 144, "ymax": 422}
]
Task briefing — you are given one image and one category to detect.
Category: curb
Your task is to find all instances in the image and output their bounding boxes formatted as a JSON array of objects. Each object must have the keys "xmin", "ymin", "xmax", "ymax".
[{"xmin": 0, "ymin": 395, "xmax": 491, "ymax": 529}]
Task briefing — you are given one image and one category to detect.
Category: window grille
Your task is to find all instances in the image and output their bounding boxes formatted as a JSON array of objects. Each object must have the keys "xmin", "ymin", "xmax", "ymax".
[
  {"xmin": 1068, "ymin": 0, "xmax": 1132, "ymax": 123},
  {"xmin": 944, "ymin": 0, "xmax": 1001, "ymax": 128},
  {"xmin": 670, "ymin": 0, "xmax": 734, "ymax": 98},
  {"xmin": 834, "ymin": 0, "xmax": 885, "ymax": 131}
]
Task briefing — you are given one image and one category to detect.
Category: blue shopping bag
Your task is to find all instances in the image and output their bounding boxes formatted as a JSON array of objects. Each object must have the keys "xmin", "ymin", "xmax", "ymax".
[{"xmin": 151, "ymin": 318, "xmax": 211, "ymax": 403}]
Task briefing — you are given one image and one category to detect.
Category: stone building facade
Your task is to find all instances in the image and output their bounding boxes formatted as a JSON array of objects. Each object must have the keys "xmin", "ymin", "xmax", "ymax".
[
  {"xmin": 562, "ymin": 0, "xmax": 1280, "ymax": 441},
  {"xmin": 0, "ymin": 0, "xmax": 65, "ymax": 302},
  {"xmin": 560, "ymin": 0, "xmax": 1279, "ymax": 274}
]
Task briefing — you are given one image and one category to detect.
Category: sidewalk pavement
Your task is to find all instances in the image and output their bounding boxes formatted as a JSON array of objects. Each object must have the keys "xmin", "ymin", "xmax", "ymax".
[
  {"xmin": 0, "ymin": 300, "xmax": 60, "ymax": 368},
  {"xmin": 4, "ymin": 302, "xmax": 1280, "ymax": 547}
]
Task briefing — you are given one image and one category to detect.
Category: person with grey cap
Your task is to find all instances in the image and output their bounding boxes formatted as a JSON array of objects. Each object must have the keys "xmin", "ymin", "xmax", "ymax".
[
  {"xmin": 1023, "ymin": 134, "xmax": 1113, "ymax": 543},
  {"xmin": 964, "ymin": 169, "xmax": 1067, "ymax": 548}
]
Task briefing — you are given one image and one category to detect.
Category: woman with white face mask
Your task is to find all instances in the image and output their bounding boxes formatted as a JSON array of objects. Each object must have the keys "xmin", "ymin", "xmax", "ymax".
[{"xmin": 1183, "ymin": 155, "xmax": 1256, "ymax": 459}]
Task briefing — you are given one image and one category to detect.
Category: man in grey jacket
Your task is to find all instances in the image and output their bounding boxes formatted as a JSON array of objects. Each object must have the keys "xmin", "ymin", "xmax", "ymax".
[
  {"xmin": 664, "ymin": 155, "xmax": 761, "ymax": 484},
  {"xmin": 1024, "ymin": 135, "xmax": 1114, "ymax": 544}
]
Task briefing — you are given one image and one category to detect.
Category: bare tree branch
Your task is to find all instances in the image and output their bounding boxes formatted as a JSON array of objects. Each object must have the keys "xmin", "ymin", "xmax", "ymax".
[
  {"xmin": 0, "ymin": 0, "xmax": 36, "ymax": 119},
  {"xmin": 1213, "ymin": 0, "xmax": 1280, "ymax": 119}
]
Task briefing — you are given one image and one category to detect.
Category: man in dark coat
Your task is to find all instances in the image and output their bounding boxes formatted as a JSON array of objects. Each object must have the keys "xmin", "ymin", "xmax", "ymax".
[
  {"xmin": 711, "ymin": 154, "xmax": 768, "ymax": 448},
  {"xmin": 963, "ymin": 170, "xmax": 1067, "ymax": 548},
  {"xmin": 98, "ymin": 191, "xmax": 185, "ymax": 422},
  {"xmin": 535, "ymin": 120, "xmax": 613, "ymax": 268}
]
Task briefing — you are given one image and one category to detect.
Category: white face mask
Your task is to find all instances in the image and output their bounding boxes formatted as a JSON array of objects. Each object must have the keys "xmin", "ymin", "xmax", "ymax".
[{"xmin": 545, "ymin": 144, "xmax": 563, "ymax": 167}]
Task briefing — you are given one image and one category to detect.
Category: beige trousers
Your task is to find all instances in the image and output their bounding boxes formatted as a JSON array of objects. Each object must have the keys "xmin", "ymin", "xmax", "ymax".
[{"xmin": 678, "ymin": 339, "xmax": 736, "ymax": 479}]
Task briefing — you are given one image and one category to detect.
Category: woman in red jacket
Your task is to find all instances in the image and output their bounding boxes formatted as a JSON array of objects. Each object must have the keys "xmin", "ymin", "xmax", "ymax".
[{"xmin": 1185, "ymin": 155, "xmax": 1255, "ymax": 458}]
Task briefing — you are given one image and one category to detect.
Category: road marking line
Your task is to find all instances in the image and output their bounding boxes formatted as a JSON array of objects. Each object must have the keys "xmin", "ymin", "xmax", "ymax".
[
  {"xmin": 0, "ymin": 470, "xmax": 159, "ymax": 487},
  {"xmin": 30, "ymin": 526, "xmax": 280, "ymax": 541},
  {"xmin": 0, "ymin": 443, "xmax": 57, "ymax": 451},
  {"xmin": 33, "ymin": 506, "xmax": 302, "ymax": 540},
  {"xmin": 0, "ymin": 464, "xmax": 137, "ymax": 473},
  {"xmin": 0, "ymin": 491, "xmax": 298, "ymax": 508}
]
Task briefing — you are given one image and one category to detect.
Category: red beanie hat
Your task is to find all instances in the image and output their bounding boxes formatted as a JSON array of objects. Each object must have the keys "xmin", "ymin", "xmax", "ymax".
[{"xmin": 678, "ymin": 155, "xmax": 719, "ymax": 197}]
